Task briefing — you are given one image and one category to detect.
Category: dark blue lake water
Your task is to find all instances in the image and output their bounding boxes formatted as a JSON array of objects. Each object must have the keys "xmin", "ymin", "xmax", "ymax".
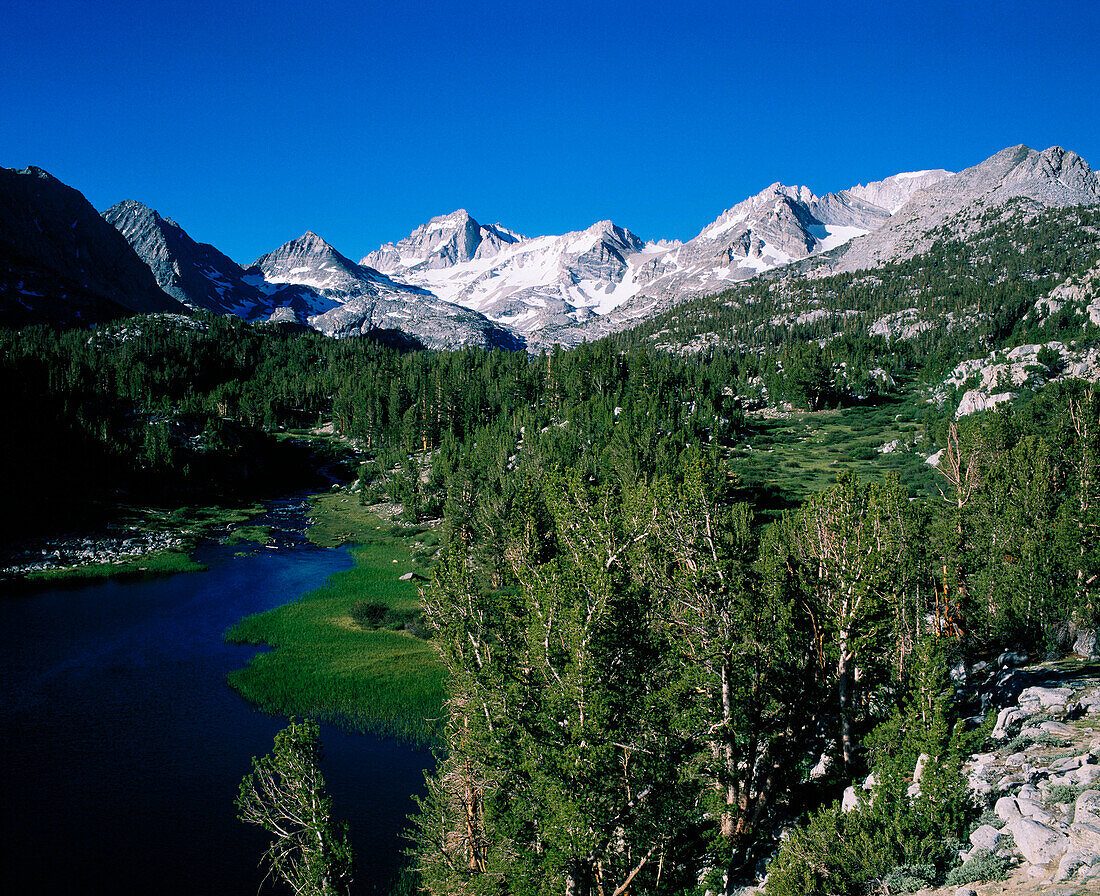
[{"xmin": 0, "ymin": 498, "xmax": 434, "ymax": 895}]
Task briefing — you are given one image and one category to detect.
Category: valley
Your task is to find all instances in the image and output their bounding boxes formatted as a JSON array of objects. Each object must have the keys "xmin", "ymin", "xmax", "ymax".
[{"xmin": 3, "ymin": 141, "xmax": 1100, "ymax": 896}]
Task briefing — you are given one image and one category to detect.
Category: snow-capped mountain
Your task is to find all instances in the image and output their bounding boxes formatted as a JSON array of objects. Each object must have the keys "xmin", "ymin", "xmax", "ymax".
[
  {"xmin": 103, "ymin": 202, "xmax": 520, "ymax": 350},
  {"xmin": 360, "ymin": 183, "xmax": 897, "ymax": 346},
  {"xmin": 245, "ymin": 231, "xmax": 520, "ymax": 349},
  {"xmin": 362, "ymin": 212, "xmax": 648, "ymax": 335},
  {"xmin": 357, "ymin": 145, "xmax": 1098, "ymax": 348},
  {"xmin": 15, "ymin": 144, "xmax": 1097, "ymax": 352},
  {"xmin": 361, "ymin": 209, "xmax": 522, "ymax": 273}
]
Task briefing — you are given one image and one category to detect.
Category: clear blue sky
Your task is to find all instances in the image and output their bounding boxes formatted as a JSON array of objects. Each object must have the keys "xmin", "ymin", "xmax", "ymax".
[{"xmin": 4, "ymin": 0, "xmax": 1098, "ymax": 263}]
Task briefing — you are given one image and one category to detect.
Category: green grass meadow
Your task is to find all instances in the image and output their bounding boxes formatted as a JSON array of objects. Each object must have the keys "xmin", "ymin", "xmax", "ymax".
[
  {"xmin": 731, "ymin": 394, "xmax": 938, "ymax": 514},
  {"xmin": 225, "ymin": 494, "xmax": 445, "ymax": 743}
]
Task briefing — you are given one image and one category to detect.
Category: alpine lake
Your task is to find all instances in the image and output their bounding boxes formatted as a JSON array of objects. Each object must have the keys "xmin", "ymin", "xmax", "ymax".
[{"xmin": 0, "ymin": 494, "xmax": 434, "ymax": 895}]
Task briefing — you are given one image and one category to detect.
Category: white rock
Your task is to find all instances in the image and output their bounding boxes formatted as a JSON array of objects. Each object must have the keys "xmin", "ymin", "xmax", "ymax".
[
  {"xmin": 1073, "ymin": 765, "xmax": 1100, "ymax": 788},
  {"xmin": 969, "ymin": 824, "xmax": 1002, "ymax": 851},
  {"xmin": 957, "ymin": 389, "xmax": 1014, "ymax": 418},
  {"xmin": 1019, "ymin": 686, "xmax": 1074, "ymax": 710},
  {"xmin": 1073, "ymin": 630, "xmax": 1100, "ymax": 660},
  {"xmin": 1040, "ymin": 720, "xmax": 1077, "ymax": 738},
  {"xmin": 1075, "ymin": 791, "xmax": 1100, "ymax": 827},
  {"xmin": 1017, "ymin": 797, "xmax": 1055, "ymax": 825},
  {"xmin": 1068, "ymin": 822, "xmax": 1100, "ymax": 856},
  {"xmin": 808, "ymin": 752, "xmax": 832, "ymax": 780},
  {"xmin": 1057, "ymin": 851, "xmax": 1087, "ymax": 881},
  {"xmin": 841, "ymin": 786, "xmax": 860, "ymax": 813},
  {"xmin": 913, "ymin": 752, "xmax": 931, "ymax": 784},
  {"xmin": 996, "ymin": 796, "xmax": 1023, "ymax": 822},
  {"xmin": 992, "ymin": 706, "xmax": 1023, "ymax": 739},
  {"xmin": 1051, "ymin": 756, "xmax": 1084, "ymax": 773},
  {"xmin": 1008, "ymin": 816, "xmax": 1070, "ymax": 865}
]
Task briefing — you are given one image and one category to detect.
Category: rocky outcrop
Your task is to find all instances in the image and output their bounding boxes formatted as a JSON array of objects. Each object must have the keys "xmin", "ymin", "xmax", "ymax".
[
  {"xmin": 0, "ymin": 166, "xmax": 185, "ymax": 326},
  {"xmin": 104, "ymin": 200, "xmax": 271, "ymax": 317},
  {"xmin": 827, "ymin": 146, "xmax": 1100, "ymax": 275},
  {"xmin": 846, "ymin": 169, "xmax": 954, "ymax": 214},
  {"xmin": 937, "ymin": 341, "xmax": 1100, "ymax": 418},
  {"xmin": 962, "ymin": 667, "xmax": 1100, "ymax": 886}
]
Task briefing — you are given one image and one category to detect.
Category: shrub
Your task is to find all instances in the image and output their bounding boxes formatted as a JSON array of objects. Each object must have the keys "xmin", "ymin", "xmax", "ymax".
[
  {"xmin": 944, "ymin": 848, "xmax": 1008, "ymax": 886},
  {"xmin": 1047, "ymin": 783, "xmax": 1082, "ymax": 804},
  {"xmin": 1002, "ymin": 728, "xmax": 1066, "ymax": 753},
  {"xmin": 349, "ymin": 599, "xmax": 387, "ymax": 627},
  {"xmin": 883, "ymin": 863, "xmax": 937, "ymax": 894}
]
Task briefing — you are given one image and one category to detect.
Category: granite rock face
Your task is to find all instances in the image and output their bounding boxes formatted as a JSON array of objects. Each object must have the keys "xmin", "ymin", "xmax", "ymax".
[
  {"xmin": 846, "ymin": 169, "xmax": 953, "ymax": 214},
  {"xmin": 104, "ymin": 200, "xmax": 270, "ymax": 317},
  {"xmin": 0, "ymin": 167, "xmax": 184, "ymax": 326},
  {"xmin": 826, "ymin": 146, "xmax": 1100, "ymax": 275}
]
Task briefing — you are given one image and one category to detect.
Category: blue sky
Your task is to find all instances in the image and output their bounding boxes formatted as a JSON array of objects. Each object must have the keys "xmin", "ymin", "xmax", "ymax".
[{"xmin": 3, "ymin": 0, "xmax": 1098, "ymax": 262}]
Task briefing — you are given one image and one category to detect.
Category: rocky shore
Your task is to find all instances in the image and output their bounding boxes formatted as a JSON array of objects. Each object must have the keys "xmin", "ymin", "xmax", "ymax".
[{"xmin": 0, "ymin": 528, "xmax": 187, "ymax": 578}]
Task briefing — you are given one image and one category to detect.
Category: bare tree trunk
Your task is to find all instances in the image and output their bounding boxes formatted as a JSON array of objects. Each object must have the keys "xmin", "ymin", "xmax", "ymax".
[{"xmin": 837, "ymin": 634, "xmax": 854, "ymax": 769}]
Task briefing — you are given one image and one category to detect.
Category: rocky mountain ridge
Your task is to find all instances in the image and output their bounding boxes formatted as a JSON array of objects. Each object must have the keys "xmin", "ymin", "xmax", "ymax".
[
  {"xmin": 100, "ymin": 202, "xmax": 519, "ymax": 351},
  {"xmin": 0, "ymin": 167, "xmax": 185, "ymax": 326},
  {"xmin": 5, "ymin": 144, "xmax": 1098, "ymax": 352},
  {"xmin": 820, "ymin": 145, "xmax": 1100, "ymax": 276}
]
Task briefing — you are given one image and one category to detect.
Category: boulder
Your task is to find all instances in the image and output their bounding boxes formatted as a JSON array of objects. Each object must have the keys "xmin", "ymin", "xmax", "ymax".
[
  {"xmin": 1016, "ymin": 797, "xmax": 1055, "ymax": 825},
  {"xmin": 997, "ymin": 649, "xmax": 1029, "ymax": 668},
  {"xmin": 1007, "ymin": 816, "xmax": 1070, "ymax": 865},
  {"xmin": 1073, "ymin": 629, "xmax": 1100, "ymax": 660},
  {"xmin": 1057, "ymin": 824, "xmax": 1100, "ymax": 881},
  {"xmin": 996, "ymin": 795, "xmax": 1023, "ymax": 822},
  {"xmin": 954, "ymin": 888, "xmax": 977, "ymax": 896},
  {"xmin": 913, "ymin": 752, "xmax": 931, "ymax": 783},
  {"xmin": 1057, "ymin": 851, "xmax": 1087, "ymax": 881},
  {"xmin": 1051, "ymin": 756, "xmax": 1084, "ymax": 773},
  {"xmin": 808, "ymin": 752, "xmax": 831, "ymax": 780},
  {"xmin": 969, "ymin": 824, "xmax": 1002, "ymax": 851},
  {"xmin": 993, "ymin": 706, "xmax": 1023, "ymax": 739},
  {"xmin": 1068, "ymin": 822, "xmax": 1100, "ymax": 856},
  {"xmin": 1040, "ymin": 720, "xmax": 1077, "ymax": 738},
  {"xmin": 1072, "ymin": 765, "xmax": 1100, "ymax": 788},
  {"xmin": 1019, "ymin": 686, "xmax": 1074, "ymax": 712},
  {"xmin": 841, "ymin": 786, "xmax": 860, "ymax": 813},
  {"xmin": 1075, "ymin": 791, "xmax": 1100, "ymax": 827}
]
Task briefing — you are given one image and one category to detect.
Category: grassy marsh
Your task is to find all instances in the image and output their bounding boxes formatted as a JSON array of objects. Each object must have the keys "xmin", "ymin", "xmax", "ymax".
[
  {"xmin": 25, "ymin": 548, "xmax": 207, "ymax": 584},
  {"xmin": 731, "ymin": 395, "xmax": 938, "ymax": 513},
  {"xmin": 225, "ymin": 493, "xmax": 444, "ymax": 743}
]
